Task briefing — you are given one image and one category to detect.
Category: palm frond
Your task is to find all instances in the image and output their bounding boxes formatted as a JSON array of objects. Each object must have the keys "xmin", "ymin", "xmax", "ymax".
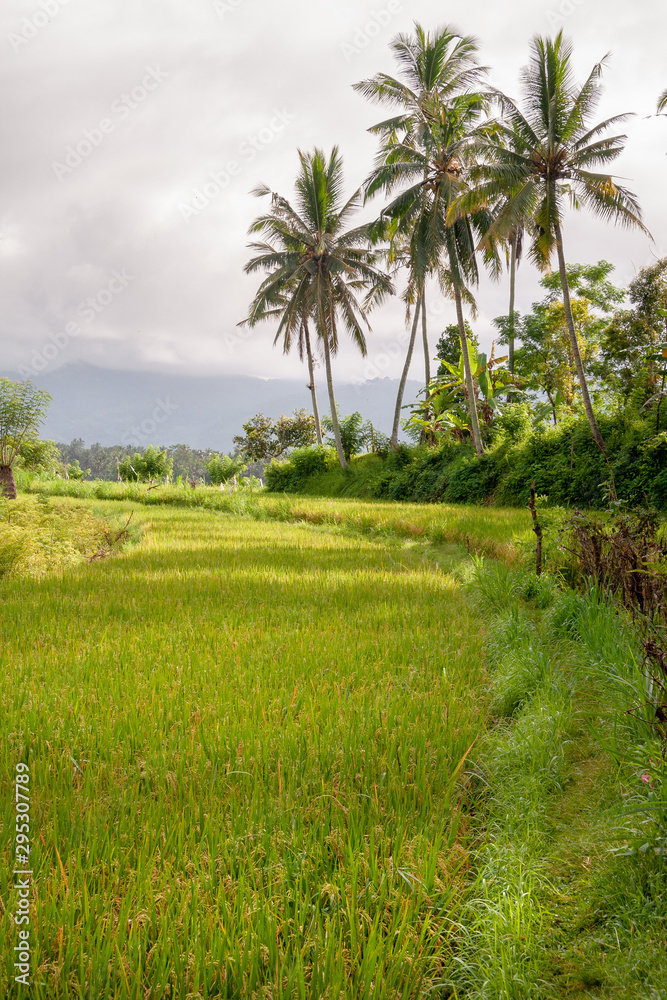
[{"xmin": 573, "ymin": 172, "xmax": 652, "ymax": 236}]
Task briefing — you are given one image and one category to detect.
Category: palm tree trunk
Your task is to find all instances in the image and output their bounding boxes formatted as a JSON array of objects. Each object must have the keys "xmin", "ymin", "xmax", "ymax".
[
  {"xmin": 508, "ymin": 233, "xmax": 517, "ymax": 375},
  {"xmin": 454, "ymin": 285, "xmax": 484, "ymax": 456},
  {"xmin": 421, "ymin": 285, "xmax": 430, "ymax": 388},
  {"xmin": 321, "ymin": 329, "xmax": 347, "ymax": 469},
  {"xmin": 303, "ymin": 319, "xmax": 322, "ymax": 445},
  {"xmin": 391, "ymin": 293, "xmax": 422, "ymax": 449},
  {"xmin": 553, "ymin": 220, "xmax": 606, "ymax": 454},
  {"xmin": 0, "ymin": 464, "xmax": 17, "ymax": 499}
]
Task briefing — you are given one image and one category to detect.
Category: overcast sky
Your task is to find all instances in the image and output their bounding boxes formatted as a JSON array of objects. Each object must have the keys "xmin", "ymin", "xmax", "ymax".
[{"xmin": 1, "ymin": 0, "xmax": 664, "ymax": 386}]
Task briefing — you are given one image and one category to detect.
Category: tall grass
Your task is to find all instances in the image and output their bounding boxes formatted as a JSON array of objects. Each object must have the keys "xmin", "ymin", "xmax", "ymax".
[
  {"xmin": 0, "ymin": 496, "xmax": 140, "ymax": 579},
  {"xmin": 451, "ymin": 559, "xmax": 667, "ymax": 999}
]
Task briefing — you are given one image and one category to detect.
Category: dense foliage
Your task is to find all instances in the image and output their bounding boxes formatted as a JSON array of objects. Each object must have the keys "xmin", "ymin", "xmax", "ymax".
[
  {"xmin": 117, "ymin": 445, "xmax": 173, "ymax": 482},
  {"xmin": 264, "ymin": 410, "xmax": 667, "ymax": 510}
]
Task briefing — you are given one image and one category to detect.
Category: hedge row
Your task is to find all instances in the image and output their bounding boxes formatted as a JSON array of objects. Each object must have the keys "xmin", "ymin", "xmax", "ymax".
[{"xmin": 265, "ymin": 414, "xmax": 667, "ymax": 509}]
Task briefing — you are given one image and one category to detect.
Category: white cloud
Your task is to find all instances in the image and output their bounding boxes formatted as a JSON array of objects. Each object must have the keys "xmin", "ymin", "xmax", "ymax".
[{"xmin": 0, "ymin": 0, "xmax": 662, "ymax": 384}]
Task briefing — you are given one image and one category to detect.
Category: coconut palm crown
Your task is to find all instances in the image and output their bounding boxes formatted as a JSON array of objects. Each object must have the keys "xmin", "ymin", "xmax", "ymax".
[{"xmin": 458, "ymin": 31, "xmax": 649, "ymax": 266}]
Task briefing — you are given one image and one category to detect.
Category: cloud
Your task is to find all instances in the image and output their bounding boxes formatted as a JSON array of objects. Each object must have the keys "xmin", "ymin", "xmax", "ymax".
[{"xmin": 0, "ymin": 0, "xmax": 662, "ymax": 385}]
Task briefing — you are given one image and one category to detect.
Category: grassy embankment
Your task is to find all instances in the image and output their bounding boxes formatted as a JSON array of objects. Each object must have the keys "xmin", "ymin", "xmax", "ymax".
[{"xmin": 1, "ymin": 493, "xmax": 665, "ymax": 998}]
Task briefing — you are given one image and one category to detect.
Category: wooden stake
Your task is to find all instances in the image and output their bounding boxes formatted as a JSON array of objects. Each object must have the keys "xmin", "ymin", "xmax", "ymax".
[{"xmin": 529, "ymin": 480, "xmax": 543, "ymax": 577}]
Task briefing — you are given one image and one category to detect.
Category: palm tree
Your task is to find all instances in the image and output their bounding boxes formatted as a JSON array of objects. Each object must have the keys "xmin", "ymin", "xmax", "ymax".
[
  {"xmin": 377, "ymin": 229, "xmax": 428, "ymax": 448},
  {"xmin": 454, "ymin": 32, "xmax": 650, "ymax": 453},
  {"xmin": 658, "ymin": 90, "xmax": 667, "ymax": 114},
  {"xmin": 242, "ymin": 147, "xmax": 394, "ymax": 468},
  {"xmin": 362, "ymin": 86, "xmax": 499, "ymax": 456},
  {"xmin": 354, "ymin": 23, "xmax": 489, "ymax": 448}
]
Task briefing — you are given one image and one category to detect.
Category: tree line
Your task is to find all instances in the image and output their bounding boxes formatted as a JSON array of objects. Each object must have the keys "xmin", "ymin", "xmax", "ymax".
[{"xmin": 240, "ymin": 25, "xmax": 664, "ymax": 469}]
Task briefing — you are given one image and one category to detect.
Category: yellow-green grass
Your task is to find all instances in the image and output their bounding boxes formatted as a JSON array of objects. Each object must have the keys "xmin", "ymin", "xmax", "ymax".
[
  {"xmin": 1, "ymin": 500, "xmax": 487, "ymax": 999},
  {"xmin": 0, "ymin": 497, "xmax": 136, "ymax": 579},
  {"xmin": 266, "ymin": 494, "xmax": 532, "ymax": 563},
  {"xmin": 22, "ymin": 476, "xmax": 534, "ymax": 563}
]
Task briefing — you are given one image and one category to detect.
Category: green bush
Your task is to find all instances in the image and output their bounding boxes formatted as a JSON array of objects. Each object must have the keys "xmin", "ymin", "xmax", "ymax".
[
  {"xmin": 118, "ymin": 445, "xmax": 172, "ymax": 482},
  {"xmin": 265, "ymin": 446, "xmax": 333, "ymax": 492},
  {"xmin": 206, "ymin": 453, "xmax": 246, "ymax": 485},
  {"xmin": 493, "ymin": 403, "xmax": 534, "ymax": 443}
]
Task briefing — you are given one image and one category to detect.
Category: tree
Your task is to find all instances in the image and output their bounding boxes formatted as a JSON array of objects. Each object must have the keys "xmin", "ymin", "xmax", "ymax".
[
  {"xmin": 118, "ymin": 445, "xmax": 172, "ymax": 482},
  {"xmin": 658, "ymin": 90, "xmax": 667, "ymax": 114},
  {"xmin": 66, "ymin": 459, "xmax": 88, "ymax": 480},
  {"xmin": 436, "ymin": 321, "xmax": 478, "ymax": 374},
  {"xmin": 598, "ymin": 258, "xmax": 667, "ymax": 411},
  {"xmin": 363, "ymin": 84, "xmax": 499, "ymax": 455},
  {"xmin": 16, "ymin": 438, "xmax": 61, "ymax": 475},
  {"xmin": 407, "ymin": 339, "xmax": 518, "ymax": 445},
  {"xmin": 0, "ymin": 379, "xmax": 52, "ymax": 499},
  {"xmin": 232, "ymin": 414, "xmax": 275, "ymax": 462},
  {"xmin": 274, "ymin": 410, "xmax": 318, "ymax": 455},
  {"xmin": 233, "ymin": 410, "xmax": 316, "ymax": 462},
  {"xmin": 486, "ymin": 129, "xmax": 534, "ymax": 381},
  {"xmin": 381, "ymin": 234, "xmax": 427, "ymax": 449},
  {"xmin": 505, "ymin": 226, "xmax": 522, "ymax": 377},
  {"xmin": 243, "ymin": 147, "xmax": 394, "ymax": 468},
  {"xmin": 496, "ymin": 261, "xmax": 625, "ymax": 424},
  {"xmin": 456, "ymin": 31, "xmax": 650, "ymax": 453},
  {"xmin": 354, "ymin": 23, "xmax": 490, "ymax": 451},
  {"xmin": 322, "ymin": 410, "xmax": 365, "ymax": 462},
  {"xmin": 240, "ymin": 289, "xmax": 323, "ymax": 445}
]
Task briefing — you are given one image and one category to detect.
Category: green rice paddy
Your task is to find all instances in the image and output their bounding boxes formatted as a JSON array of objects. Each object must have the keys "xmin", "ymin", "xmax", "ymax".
[{"xmin": 1, "ymin": 498, "xmax": 497, "ymax": 998}]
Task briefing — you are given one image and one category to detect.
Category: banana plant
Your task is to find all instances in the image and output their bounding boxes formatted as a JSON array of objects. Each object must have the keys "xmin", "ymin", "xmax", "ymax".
[
  {"xmin": 405, "ymin": 339, "xmax": 523, "ymax": 444},
  {"xmin": 435, "ymin": 340, "xmax": 523, "ymax": 425}
]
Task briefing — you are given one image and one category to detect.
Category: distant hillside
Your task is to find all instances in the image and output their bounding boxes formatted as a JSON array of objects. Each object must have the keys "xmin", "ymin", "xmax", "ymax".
[{"xmin": 2, "ymin": 363, "xmax": 422, "ymax": 451}]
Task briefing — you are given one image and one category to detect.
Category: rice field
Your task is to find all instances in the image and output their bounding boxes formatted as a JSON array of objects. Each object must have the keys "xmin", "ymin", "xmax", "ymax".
[{"xmin": 0, "ymin": 499, "xmax": 492, "ymax": 999}]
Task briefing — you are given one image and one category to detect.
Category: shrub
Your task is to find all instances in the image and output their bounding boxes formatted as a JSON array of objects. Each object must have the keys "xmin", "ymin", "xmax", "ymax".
[
  {"xmin": 118, "ymin": 445, "xmax": 172, "ymax": 482},
  {"xmin": 322, "ymin": 411, "xmax": 365, "ymax": 462},
  {"xmin": 265, "ymin": 446, "xmax": 333, "ymax": 492},
  {"xmin": 493, "ymin": 403, "xmax": 533, "ymax": 443}
]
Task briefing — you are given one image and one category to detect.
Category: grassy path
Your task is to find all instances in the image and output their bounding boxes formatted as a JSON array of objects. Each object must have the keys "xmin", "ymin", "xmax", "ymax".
[{"xmin": 1, "ymin": 501, "xmax": 488, "ymax": 999}]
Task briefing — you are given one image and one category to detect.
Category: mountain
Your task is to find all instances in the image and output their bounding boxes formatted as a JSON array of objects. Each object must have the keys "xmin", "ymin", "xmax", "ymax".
[{"xmin": 2, "ymin": 363, "xmax": 423, "ymax": 451}]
